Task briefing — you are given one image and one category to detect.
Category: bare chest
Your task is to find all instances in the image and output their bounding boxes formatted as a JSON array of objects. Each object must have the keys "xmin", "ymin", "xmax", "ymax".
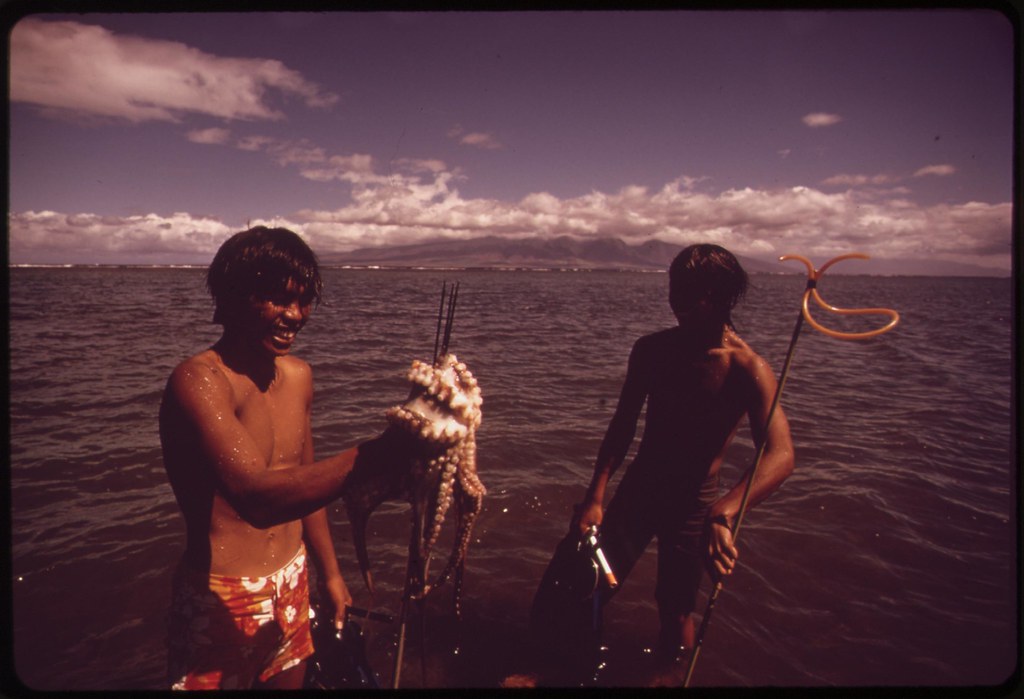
[
  {"xmin": 233, "ymin": 380, "xmax": 308, "ymax": 469},
  {"xmin": 648, "ymin": 351, "xmax": 743, "ymax": 422}
]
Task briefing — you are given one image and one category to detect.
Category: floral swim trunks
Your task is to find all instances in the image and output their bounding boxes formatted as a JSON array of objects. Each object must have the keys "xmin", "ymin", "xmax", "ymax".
[{"xmin": 167, "ymin": 545, "xmax": 315, "ymax": 690}]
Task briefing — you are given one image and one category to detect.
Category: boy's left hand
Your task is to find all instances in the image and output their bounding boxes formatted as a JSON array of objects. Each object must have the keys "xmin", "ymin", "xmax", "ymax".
[{"xmin": 322, "ymin": 575, "xmax": 353, "ymax": 631}]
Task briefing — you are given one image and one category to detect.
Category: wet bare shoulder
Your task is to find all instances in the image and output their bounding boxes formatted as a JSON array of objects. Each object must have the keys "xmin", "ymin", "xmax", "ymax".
[
  {"xmin": 276, "ymin": 355, "xmax": 314, "ymax": 401},
  {"xmin": 724, "ymin": 330, "xmax": 775, "ymax": 390},
  {"xmin": 278, "ymin": 354, "xmax": 313, "ymax": 382},
  {"xmin": 164, "ymin": 351, "xmax": 234, "ymax": 415}
]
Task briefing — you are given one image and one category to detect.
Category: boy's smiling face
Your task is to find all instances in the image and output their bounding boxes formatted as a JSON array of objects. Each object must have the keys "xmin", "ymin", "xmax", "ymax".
[{"xmin": 234, "ymin": 278, "xmax": 314, "ymax": 358}]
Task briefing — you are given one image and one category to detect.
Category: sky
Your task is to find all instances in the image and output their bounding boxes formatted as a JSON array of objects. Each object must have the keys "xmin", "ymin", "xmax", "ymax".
[{"xmin": 6, "ymin": 9, "xmax": 1017, "ymax": 271}]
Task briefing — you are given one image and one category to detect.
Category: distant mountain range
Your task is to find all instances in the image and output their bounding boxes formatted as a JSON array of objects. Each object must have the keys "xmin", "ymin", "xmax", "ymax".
[
  {"xmin": 320, "ymin": 235, "xmax": 784, "ymax": 273},
  {"xmin": 318, "ymin": 235, "xmax": 1008, "ymax": 277}
]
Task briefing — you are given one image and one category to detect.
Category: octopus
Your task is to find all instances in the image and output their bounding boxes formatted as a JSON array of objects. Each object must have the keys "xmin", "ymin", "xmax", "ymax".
[{"xmin": 340, "ymin": 283, "xmax": 485, "ymax": 621}]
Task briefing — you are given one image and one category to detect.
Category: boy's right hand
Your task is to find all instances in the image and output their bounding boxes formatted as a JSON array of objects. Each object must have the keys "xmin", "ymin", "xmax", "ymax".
[
  {"xmin": 706, "ymin": 515, "xmax": 739, "ymax": 578},
  {"xmin": 345, "ymin": 426, "xmax": 433, "ymax": 490},
  {"xmin": 378, "ymin": 424, "xmax": 445, "ymax": 462}
]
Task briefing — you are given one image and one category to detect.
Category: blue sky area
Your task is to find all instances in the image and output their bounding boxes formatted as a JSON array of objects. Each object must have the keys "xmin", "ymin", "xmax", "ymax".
[{"xmin": 7, "ymin": 10, "xmax": 1016, "ymax": 271}]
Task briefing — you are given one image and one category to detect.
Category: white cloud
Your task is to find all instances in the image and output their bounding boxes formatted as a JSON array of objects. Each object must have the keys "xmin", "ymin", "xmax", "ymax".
[
  {"xmin": 822, "ymin": 163, "xmax": 957, "ymax": 189},
  {"xmin": 236, "ymin": 135, "xmax": 277, "ymax": 152},
  {"xmin": 821, "ymin": 173, "xmax": 899, "ymax": 187},
  {"xmin": 459, "ymin": 132, "xmax": 503, "ymax": 150},
  {"xmin": 447, "ymin": 124, "xmax": 503, "ymax": 150},
  {"xmin": 268, "ymin": 141, "xmax": 330, "ymax": 167},
  {"xmin": 9, "ymin": 18, "xmax": 338, "ymax": 123},
  {"xmin": 8, "ymin": 178, "xmax": 1012, "ymax": 269},
  {"xmin": 913, "ymin": 164, "xmax": 956, "ymax": 177},
  {"xmin": 8, "ymin": 210, "xmax": 234, "ymax": 262},
  {"xmin": 186, "ymin": 127, "xmax": 232, "ymax": 145},
  {"xmin": 395, "ymin": 158, "xmax": 448, "ymax": 174},
  {"xmin": 802, "ymin": 112, "xmax": 843, "ymax": 127},
  {"xmin": 300, "ymin": 153, "xmax": 377, "ymax": 182}
]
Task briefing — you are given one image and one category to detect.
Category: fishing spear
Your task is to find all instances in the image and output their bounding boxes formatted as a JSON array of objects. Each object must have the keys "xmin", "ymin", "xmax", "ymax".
[
  {"xmin": 392, "ymin": 280, "xmax": 460, "ymax": 689},
  {"xmin": 683, "ymin": 253, "xmax": 900, "ymax": 687}
]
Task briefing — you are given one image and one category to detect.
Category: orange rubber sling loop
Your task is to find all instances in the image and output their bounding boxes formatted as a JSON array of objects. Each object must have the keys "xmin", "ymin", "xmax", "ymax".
[{"xmin": 683, "ymin": 253, "xmax": 899, "ymax": 687}]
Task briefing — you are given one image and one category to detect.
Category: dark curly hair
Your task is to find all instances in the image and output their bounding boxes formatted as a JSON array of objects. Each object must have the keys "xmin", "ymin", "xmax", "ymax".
[{"xmin": 206, "ymin": 226, "xmax": 323, "ymax": 325}]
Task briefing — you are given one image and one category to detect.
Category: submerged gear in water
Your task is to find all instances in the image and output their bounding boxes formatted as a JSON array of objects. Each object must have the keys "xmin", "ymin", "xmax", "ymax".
[
  {"xmin": 303, "ymin": 605, "xmax": 388, "ymax": 689},
  {"xmin": 528, "ymin": 526, "xmax": 617, "ymax": 685}
]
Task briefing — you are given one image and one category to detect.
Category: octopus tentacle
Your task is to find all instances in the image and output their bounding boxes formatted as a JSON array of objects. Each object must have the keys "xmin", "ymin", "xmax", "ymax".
[
  {"xmin": 450, "ymin": 490, "xmax": 480, "ymax": 621},
  {"xmin": 452, "ymin": 490, "xmax": 484, "ymax": 619},
  {"xmin": 426, "ymin": 483, "xmax": 483, "ymax": 607},
  {"xmin": 456, "ymin": 440, "xmax": 486, "ymax": 500},
  {"xmin": 341, "ymin": 457, "xmax": 414, "ymax": 600},
  {"xmin": 431, "ymin": 438, "xmax": 484, "ymax": 602},
  {"xmin": 425, "ymin": 451, "xmax": 458, "ymax": 553}
]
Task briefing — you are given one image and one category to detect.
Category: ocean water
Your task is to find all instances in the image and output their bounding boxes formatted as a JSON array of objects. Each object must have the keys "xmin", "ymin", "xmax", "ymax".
[{"xmin": 7, "ymin": 266, "xmax": 1017, "ymax": 690}]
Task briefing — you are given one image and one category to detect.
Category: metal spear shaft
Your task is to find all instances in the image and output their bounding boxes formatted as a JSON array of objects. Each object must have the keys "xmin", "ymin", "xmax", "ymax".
[{"xmin": 683, "ymin": 295, "xmax": 806, "ymax": 687}]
